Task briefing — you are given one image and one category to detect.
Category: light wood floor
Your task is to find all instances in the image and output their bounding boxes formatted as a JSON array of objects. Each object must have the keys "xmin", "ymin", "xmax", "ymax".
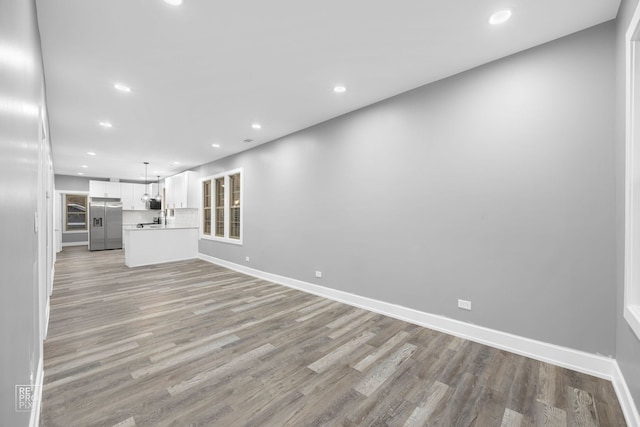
[{"xmin": 41, "ymin": 246, "xmax": 626, "ymax": 426}]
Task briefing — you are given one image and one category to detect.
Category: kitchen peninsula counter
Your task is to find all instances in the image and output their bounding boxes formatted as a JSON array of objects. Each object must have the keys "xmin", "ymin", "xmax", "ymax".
[{"xmin": 123, "ymin": 225, "xmax": 198, "ymax": 267}]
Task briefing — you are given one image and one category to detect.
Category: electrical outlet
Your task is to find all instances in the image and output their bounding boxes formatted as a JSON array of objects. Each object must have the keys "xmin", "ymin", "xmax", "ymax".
[
  {"xmin": 458, "ymin": 299, "xmax": 472, "ymax": 310},
  {"xmin": 315, "ymin": 271, "xmax": 322, "ymax": 278},
  {"xmin": 245, "ymin": 256, "xmax": 250, "ymax": 262}
]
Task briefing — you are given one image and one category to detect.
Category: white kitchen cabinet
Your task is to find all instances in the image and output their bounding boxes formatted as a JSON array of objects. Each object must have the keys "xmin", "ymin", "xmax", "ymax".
[
  {"xmin": 164, "ymin": 174, "xmax": 180, "ymax": 209},
  {"xmin": 133, "ymin": 183, "xmax": 150, "ymax": 210},
  {"xmin": 89, "ymin": 180, "xmax": 106, "ymax": 198},
  {"xmin": 165, "ymin": 171, "xmax": 197, "ymax": 209},
  {"xmin": 149, "ymin": 182, "xmax": 164, "ymax": 200},
  {"xmin": 90, "ymin": 180, "xmax": 122, "ymax": 198},
  {"xmin": 124, "ymin": 226, "xmax": 198, "ymax": 267},
  {"xmin": 120, "ymin": 183, "xmax": 134, "ymax": 209},
  {"xmin": 120, "ymin": 183, "xmax": 149, "ymax": 210},
  {"xmin": 164, "ymin": 175, "xmax": 179, "ymax": 209}
]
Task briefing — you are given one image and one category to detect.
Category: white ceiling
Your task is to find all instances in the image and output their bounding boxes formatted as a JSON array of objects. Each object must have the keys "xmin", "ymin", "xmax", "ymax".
[{"xmin": 37, "ymin": 0, "xmax": 620, "ymax": 182}]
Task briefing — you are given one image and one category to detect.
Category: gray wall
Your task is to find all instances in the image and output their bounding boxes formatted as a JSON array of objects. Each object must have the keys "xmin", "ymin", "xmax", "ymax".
[
  {"xmin": 197, "ymin": 22, "xmax": 616, "ymax": 356},
  {"xmin": 0, "ymin": 0, "xmax": 52, "ymax": 424},
  {"xmin": 616, "ymin": 0, "xmax": 640, "ymax": 408}
]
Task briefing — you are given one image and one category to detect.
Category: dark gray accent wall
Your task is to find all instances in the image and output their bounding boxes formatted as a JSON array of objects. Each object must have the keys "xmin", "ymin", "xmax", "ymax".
[
  {"xmin": 55, "ymin": 174, "xmax": 90, "ymax": 192},
  {"xmin": 616, "ymin": 0, "xmax": 640, "ymax": 409},
  {"xmin": 197, "ymin": 22, "xmax": 616, "ymax": 356},
  {"xmin": 0, "ymin": 0, "xmax": 52, "ymax": 424}
]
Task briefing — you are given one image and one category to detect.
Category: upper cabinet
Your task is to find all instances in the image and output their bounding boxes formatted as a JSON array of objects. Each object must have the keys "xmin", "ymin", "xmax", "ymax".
[
  {"xmin": 89, "ymin": 180, "xmax": 121, "ymax": 198},
  {"xmin": 120, "ymin": 182, "xmax": 134, "ymax": 209},
  {"xmin": 133, "ymin": 184, "xmax": 151, "ymax": 209},
  {"xmin": 165, "ymin": 171, "xmax": 197, "ymax": 209},
  {"xmin": 90, "ymin": 180, "xmax": 151, "ymax": 210},
  {"xmin": 149, "ymin": 182, "xmax": 164, "ymax": 200},
  {"xmin": 120, "ymin": 182, "xmax": 150, "ymax": 210}
]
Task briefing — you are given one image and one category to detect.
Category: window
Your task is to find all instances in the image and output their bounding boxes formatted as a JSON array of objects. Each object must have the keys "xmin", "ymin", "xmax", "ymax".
[
  {"xmin": 229, "ymin": 173, "xmax": 241, "ymax": 239},
  {"xmin": 625, "ymin": 1, "xmax": 640, "ymax": 340},
  {"xmin": 201, "ymin": 168, "xmax": 243, "ymax": 244},
  {"xmin": 215, "ymin": 177, "xmax": 225, "ymax": 237},
  {"xmin": 65, "ymin": 194, "xmax": 87, "ymax": 232},
  {"xmin": 202, "ymin": 179, "xmax": 211, "ymax": 235}
]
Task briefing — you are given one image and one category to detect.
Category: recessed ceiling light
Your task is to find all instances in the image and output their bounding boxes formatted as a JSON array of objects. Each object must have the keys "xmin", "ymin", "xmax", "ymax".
[
  {"xmin": 164, "ymin": 0, "xmax": 183, "ymax": 5},
  {"xmin": 99, "ymin": 121, "xmax": 112, "ymax": 128},
  {"xmin": 172, "ymin": 161, "xmax": 180, "ymax": 165},
  {"xmin": 81, "ymin": 165, "xmax": 88, "ymax": 168},
  {"xmin": 113, "ymin": 83, "xmax": 131, "ymax": 93},
  {"xmin": 87, "ymin": 151, "xmax": 96, "ymax": 156},
  {"xmin": 489, "ymin": 9, "xmax": 512, "ymax": 25},
  {"xmin": 211, "ymin": 143, "xmax": 221, "ymax": 148},
  {"xmin": 334, "ymin": 86, "xmax": 346, "ymax": 93},
  {"xmin": 77, "ymin": 172, "xmax": 84, "ymax": 175},
  {"xmin": 251, "ymin": 123, "xmax": 261, "ymax": 129}
]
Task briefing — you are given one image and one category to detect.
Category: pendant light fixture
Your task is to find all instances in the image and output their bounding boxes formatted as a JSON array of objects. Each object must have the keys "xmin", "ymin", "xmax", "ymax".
[
  {"xmin": 141, "ymin": 162, "xmax": 151, "ymax": 202},
  {"xmin": 154, "ymin": 176, "xmax": 162, "ymax": 201}
]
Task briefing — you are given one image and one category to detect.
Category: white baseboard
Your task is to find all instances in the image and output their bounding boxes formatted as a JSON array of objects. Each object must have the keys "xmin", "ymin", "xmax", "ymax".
[
  {"xmin": 612, "ymin": 363, "xmax": 640, "ymax": 427},
  {"xmin": 198, "ymin": 253, "xmax": 639, "ymax": 426},
  {"xmin": 61, "ymin": 241, "xmax": 88, "ymax": 247},
  {"xmin": 29, "ymin": 355, "xmax": 43, "ymax": 427}
]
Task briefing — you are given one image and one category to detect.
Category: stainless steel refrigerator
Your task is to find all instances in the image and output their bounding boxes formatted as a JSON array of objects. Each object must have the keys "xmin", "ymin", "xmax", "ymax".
[{"xmin": 89, "ymin": 198, "xmax": 122, "ymax": 250}]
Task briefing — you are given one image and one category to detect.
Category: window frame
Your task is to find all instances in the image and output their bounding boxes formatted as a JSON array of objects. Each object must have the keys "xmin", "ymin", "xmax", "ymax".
[
  {"xmin": 200, "ymin": 168, "xmax": 243, "ymax": 245},
  {"xmin": 64, "ymin": 193, "xmax": 88, "ymax": 233}
]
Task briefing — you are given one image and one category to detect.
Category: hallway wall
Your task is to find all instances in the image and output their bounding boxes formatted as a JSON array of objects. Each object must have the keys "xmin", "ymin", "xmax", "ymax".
[{"xmin": 0, "ymin": 0, "xmax": 54, "ymax": 425}]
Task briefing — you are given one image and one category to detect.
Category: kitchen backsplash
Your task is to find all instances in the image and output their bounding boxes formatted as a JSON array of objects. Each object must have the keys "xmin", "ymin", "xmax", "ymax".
[
  {"xmin": 171, "ymin": 208, "xmax": 199, "ymax": 227},
  {"xmin": 123, "ymin": 208, "xmax": 199, "ymax": 227},
  {"xmin": 123, "ymin": 210, "xmax": 157, "ymax": 225}
]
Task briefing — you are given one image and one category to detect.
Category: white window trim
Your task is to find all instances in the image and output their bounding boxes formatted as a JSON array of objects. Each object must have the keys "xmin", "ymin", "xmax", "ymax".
[
  {"xmin": 624, "ymin": 1, "xmax": 640, "ymax": 341},
  {"xmin": 199, "ymin": 168, "xmax": 243, "ymax": 245},
  {"xmin": 62, "ymin": 191, "xmax": 89, "ymax": 234}
]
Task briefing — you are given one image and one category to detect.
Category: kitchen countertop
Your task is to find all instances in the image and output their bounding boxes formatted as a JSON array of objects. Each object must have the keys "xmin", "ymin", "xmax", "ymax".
[{"xmin": 123, "ymin": 224, "xmax": 199, "ymax": 231}]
